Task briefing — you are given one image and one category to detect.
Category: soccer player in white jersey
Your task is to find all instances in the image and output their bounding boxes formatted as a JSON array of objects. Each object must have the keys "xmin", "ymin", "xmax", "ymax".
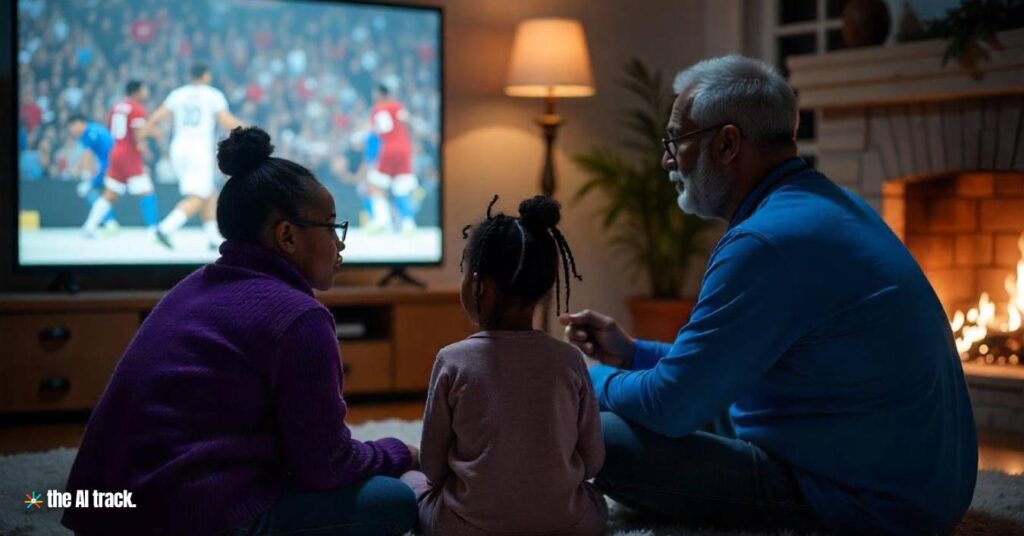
[{"xmin": 143, "ymin": 63, "xmax": 242, "ymax": 250}]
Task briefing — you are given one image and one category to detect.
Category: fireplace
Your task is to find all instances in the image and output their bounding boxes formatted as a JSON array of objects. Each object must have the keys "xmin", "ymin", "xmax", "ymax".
[
  {"xmin": 788, "ymin": 28, "xmax": 1024, "ymax": 432},
  {"xmin": 883, "ymin": 173, "xmax": 1024, "ymax": 371}
]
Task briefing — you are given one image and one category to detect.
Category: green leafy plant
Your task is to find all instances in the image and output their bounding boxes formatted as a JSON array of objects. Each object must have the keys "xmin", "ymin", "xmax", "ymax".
[
  {"xmin": 903, "ymin": 0, "xmax": 1024, "ymax": 68},
  {"xmin": 572, "ymin": 59, "xmax": 713, "ymax": 299}
]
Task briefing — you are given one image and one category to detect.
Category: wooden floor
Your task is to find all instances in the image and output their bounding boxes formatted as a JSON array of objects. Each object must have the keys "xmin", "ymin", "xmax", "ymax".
[{"xmin": 2, "ymin": 403, "xmax": 1022, "ymax": 477}]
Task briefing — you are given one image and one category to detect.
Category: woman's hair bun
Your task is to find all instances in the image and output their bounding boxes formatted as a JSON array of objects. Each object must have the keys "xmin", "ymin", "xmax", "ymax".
[
  {"xmin": 217, "ymin": 126, "xmax": 274, "ymax": 177},
  {"xmin": 518, "ymin": 195, "xmax": 561, "ymax": 231}
]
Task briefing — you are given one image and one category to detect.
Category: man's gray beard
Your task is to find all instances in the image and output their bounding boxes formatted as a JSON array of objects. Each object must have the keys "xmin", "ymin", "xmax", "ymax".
[{"xmin": 672, "ymin": 150, "xmax": 729, "ymax": 220}]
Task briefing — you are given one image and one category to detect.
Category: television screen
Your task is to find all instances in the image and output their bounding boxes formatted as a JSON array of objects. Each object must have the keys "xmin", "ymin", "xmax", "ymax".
[{"xmin": 16, "ymin": 0, "xmax": 442, "ymax": 268}]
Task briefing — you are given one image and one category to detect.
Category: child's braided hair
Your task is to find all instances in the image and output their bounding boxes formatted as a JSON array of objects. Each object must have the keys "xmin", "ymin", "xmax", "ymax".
[{"xmin": 460, "ymin": 195, "xmax": 582, "ymax": 322}]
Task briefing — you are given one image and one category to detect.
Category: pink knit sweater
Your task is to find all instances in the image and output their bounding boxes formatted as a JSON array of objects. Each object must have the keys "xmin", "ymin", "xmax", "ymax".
[{"xmin": 417, "ymin": 330, "xmax": 606, "ymax": 534}]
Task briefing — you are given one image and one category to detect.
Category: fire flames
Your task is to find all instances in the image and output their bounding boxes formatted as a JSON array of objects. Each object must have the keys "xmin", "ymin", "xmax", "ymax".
[{"xmin": 950, "ymin": 231, "xmax": 1024, "ymax": 366}]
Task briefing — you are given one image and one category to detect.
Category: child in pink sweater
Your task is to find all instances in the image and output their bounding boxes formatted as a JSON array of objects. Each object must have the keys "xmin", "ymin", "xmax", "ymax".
[{"xmin": 402, "ymin": 195, "xmax": 607, "ymax": 535}]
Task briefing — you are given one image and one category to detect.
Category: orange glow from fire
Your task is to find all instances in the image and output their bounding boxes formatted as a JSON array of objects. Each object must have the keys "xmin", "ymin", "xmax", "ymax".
[{"xmin": 952, "ymin": 232, "xmax": 1024, "ymax": 360}]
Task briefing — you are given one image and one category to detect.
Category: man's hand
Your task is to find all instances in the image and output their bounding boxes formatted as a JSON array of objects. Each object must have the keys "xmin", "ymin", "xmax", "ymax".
[
  {"xmin": 559, "ymin": 309, "xmax": 637, "ymax": 369},
  {"xmin": 405, "ymin": 443, "xmax": 420, "ymax": 471}
]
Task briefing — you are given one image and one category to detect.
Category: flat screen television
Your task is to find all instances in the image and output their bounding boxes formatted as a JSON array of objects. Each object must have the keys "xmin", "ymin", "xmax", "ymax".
[{"xmin": 14, "ymin": 0, "xmax": 443, "ymax": 271}]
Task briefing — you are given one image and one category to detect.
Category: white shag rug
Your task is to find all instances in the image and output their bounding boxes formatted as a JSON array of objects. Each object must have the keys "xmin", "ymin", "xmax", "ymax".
[{"xmin": 2, "ymin": 419, "xmax": 1023, "ymax": 535}]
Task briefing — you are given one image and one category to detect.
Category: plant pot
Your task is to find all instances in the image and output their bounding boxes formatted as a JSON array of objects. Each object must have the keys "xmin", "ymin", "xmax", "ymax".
[
  {"xmin": 627, "ymin": 296, "xmax": 697, "ymax": 342},
  {"xmin": 842, "ymin": 0, "xmax": 891, "ymax": 48}
]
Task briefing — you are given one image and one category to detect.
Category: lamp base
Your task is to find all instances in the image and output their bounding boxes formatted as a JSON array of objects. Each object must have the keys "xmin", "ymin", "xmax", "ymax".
[{"xmin": 536, "ymin": 98, "xmax": 564, "ymax": 197}]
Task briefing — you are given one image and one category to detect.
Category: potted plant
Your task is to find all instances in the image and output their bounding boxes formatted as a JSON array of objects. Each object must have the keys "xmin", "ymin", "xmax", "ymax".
[
  {"xmin": 898, "ymin": 0, "xmax": 1024, "ymax": 71},
  {"xmin": 573, "ymin": 58, "xmax": 714, "ymax": 341}
]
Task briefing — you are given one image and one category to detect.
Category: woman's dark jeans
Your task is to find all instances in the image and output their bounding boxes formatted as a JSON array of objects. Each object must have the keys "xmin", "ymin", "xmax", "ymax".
[{"xmin": 230, "ymin": 476, "xmax": 416, "ymax": 535}]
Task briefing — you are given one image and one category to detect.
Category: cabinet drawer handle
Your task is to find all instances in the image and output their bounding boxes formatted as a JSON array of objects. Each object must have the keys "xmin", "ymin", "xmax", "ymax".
[
  {"xmin": 39, "ymin": 377, "xmax": 71, "ymax": 395},
  {"xmin": 342, "ymin": 363, "xmax": 352, "ymax": 375},
  {"xmin": 39, "ymin": 326, "xmax": 71, "ymax": 343}
]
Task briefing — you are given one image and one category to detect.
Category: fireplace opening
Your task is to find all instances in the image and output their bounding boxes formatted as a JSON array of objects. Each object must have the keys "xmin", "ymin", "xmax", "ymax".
[{"xmin": 882, "ymin": 172, "xmax": 1024, "ymax": 375}]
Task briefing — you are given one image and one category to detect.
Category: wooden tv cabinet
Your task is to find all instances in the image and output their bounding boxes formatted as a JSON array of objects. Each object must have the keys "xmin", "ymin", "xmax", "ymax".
[{"xmin": 0, "ymin": 287, "xmax": 475, "ymax": 413}]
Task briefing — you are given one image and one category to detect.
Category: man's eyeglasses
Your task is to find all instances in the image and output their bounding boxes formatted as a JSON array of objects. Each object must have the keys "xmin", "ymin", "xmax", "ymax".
[
  {"xmin": 291, "ymin": 219, "xmax": 349, "ymax": 242},
  {"xmin": 662, "ymin": 122, "xmax": 730, "ymax": 156}
]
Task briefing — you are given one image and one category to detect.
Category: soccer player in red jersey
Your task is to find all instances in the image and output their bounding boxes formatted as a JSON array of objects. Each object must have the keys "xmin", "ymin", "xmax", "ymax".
[
  {"xmin": 81, "ymin": 80, "xmax": 160, "ymax": 238},
  {"xmin": 366, "ymin": 84, "xmax": 420, "ymax": 233}
]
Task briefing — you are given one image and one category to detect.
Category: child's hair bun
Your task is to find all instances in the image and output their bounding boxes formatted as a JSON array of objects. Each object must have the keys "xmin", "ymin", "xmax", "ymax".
[
  {"xmin": 218, "ymin": 126, "xmax": 274, "ymax": 178},
  {"xmin": 518, "ymin": 195, "xmax": 561, "ymax": 231}
]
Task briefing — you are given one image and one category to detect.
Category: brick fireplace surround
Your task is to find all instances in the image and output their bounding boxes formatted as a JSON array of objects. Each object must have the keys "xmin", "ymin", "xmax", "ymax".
[
  {"xmin": 889, "ymin": 172, "xmax": 1023, "ymax": 318},
  {"xmin": 789, "ymin": 29, "xmax": 1024, "ymax": 433}
]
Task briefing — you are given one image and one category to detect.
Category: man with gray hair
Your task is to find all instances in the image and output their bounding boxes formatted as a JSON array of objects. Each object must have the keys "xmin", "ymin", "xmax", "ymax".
[{"xmin": 561, "ymin": 55, "xmax": 977, "ymax": 533}]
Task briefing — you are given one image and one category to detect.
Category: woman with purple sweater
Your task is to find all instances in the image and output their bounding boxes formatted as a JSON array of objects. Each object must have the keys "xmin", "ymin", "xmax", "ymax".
[{"xmin": 61, "ymin": 127, "xmax": 418, "ymax": 535}]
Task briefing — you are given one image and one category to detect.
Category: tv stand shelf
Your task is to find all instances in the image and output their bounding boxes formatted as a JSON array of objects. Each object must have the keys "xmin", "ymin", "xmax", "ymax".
[{"xmin": 0, "ymin": 287, "xmax": 475, "ymax": 413}]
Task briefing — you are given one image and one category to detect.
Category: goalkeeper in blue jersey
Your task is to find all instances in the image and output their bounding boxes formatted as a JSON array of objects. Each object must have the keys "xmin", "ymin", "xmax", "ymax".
[{"xmin": 68, "ymin": 114, "xmax": 118, "ymax": 234}]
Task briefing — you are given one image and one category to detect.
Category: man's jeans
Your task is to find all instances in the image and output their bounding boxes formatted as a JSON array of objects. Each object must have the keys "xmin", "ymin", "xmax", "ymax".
[
  {"xmin": 596, "ymin": 412, "xmax": 828, "ymax": 533},
  {"xmin": 230, "ymin": 476, "xmax": 417, "ymax": 535}
]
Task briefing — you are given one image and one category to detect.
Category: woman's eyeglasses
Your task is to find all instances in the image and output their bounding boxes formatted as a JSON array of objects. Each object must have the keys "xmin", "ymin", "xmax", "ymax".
[{"xmin": 291, "ymin": 219, "xmax": 349, "ymax": 242}]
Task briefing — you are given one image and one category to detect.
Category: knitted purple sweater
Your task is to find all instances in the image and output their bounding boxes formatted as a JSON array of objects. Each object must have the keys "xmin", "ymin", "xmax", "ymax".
[{"xmin": 61, "ymin": 240, "xmax": 411, "ymax": 535}]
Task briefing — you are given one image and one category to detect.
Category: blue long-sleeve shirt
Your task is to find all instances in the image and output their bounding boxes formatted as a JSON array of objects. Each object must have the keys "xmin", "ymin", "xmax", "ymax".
[{"xmin": 590, "ymin": 158, "xmax": 977, "ymax": 534}]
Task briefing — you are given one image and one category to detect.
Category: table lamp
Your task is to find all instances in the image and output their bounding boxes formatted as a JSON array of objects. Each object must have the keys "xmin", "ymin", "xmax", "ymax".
[{"xmin": 505, "ymin": 18, "xmax": 595, "ymax": 196}]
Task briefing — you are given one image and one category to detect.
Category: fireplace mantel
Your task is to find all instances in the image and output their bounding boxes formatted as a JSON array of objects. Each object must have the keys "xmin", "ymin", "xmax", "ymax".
[
  {"xmin": 778, "ymin": 30, "xmax": 1024, "ymax": 212},
  {"xmin": 788, "ymin": 29, "xmax": 1024, "ymax": 109}
]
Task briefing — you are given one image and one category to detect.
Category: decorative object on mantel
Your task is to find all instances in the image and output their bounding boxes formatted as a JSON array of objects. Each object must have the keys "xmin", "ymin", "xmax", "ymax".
[
  {"xmin": 572, "ymin": 59, "xmax": 714, "ymax": 341},
  {"xmin": 899, "ymin": 0, "xmax": 1024, "ymax": 71},
  {"xmin": 505, "ymin": 17, "xmax": 595, "ymax": 197},
  {"xmin": 842, "ymin": 0, "xmax": 892, "ymax": 47}
]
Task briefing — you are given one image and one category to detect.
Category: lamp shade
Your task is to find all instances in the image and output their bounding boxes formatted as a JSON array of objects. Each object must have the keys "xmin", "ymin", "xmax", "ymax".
[{"xmin": 505, "ymin": 18, "xmax": 595, "ymax": 98}]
